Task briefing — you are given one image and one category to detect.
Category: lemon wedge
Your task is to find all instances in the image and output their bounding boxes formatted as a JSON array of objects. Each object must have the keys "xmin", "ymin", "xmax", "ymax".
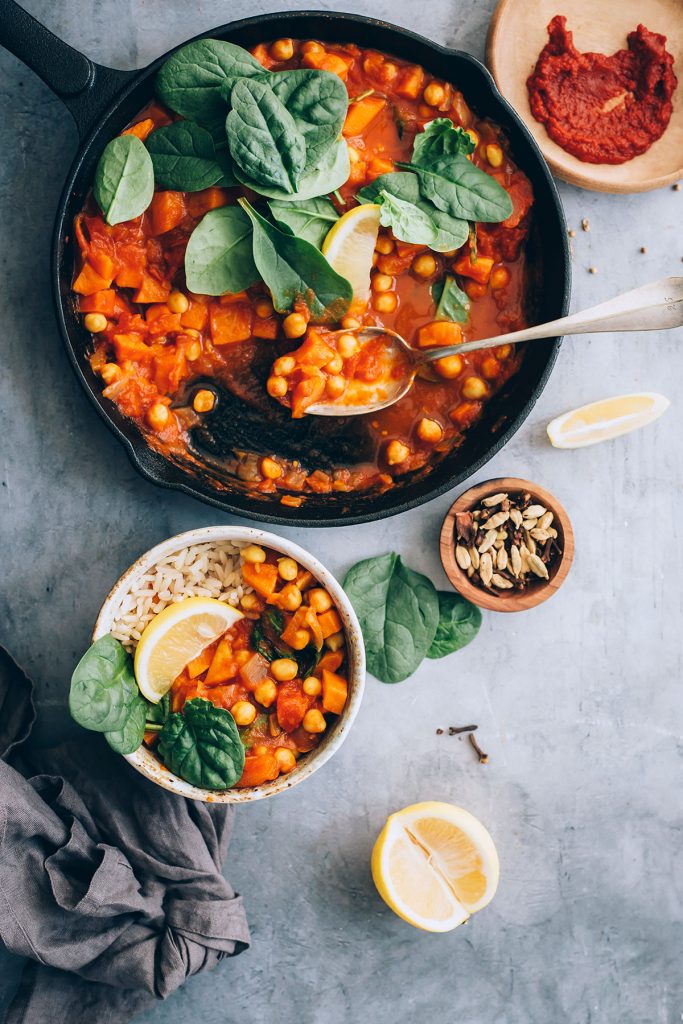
[
  {"xmin": 371, "ymin": 801, "xmax": 500, "ymax": 932},
  {"xmin": 133, "ymin": 597, "xmax": 242, "ymax": 703},
  {"xmin": 547, "ymin": 392, "xmax": 670, "ymax": 449},
  {"xmin": 322, "ymin": 203, "xmax": 380, "ymax": 306}
]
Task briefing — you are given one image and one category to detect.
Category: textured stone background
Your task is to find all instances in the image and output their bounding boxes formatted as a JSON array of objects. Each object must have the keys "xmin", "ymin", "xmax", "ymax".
[{"xmin": 1, "ymin": 2, "xmax": 681, "ymax": 1021}]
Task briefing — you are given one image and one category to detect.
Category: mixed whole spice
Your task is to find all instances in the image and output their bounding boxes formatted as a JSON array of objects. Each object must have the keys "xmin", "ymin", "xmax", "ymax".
[{"xmin": 454, "ymin": 490, "xmax": 562, "ymax": 593}]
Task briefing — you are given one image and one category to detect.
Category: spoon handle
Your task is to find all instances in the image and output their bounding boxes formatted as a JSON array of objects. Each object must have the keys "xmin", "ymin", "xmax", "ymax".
[{"xmin": 421, "ymin": 276, "xmax": 683, "ymax": 360}]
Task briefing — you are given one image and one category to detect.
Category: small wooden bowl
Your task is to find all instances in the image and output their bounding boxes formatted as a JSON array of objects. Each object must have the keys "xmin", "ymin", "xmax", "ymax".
[{"xmin": 440, "ymin": 478, "xmax": 574, "ymax": 612}]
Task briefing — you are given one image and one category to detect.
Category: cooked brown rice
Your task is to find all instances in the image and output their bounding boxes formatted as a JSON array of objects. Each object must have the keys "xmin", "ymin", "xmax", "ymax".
[{"xmin": 110, "ymin": 540, "xmax": 251, "ymax": 652}]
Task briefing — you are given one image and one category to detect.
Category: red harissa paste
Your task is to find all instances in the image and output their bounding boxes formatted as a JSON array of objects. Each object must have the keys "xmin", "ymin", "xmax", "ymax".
[{"xmin": 527, "ymin": 16, "xmax": 677, "ymax": 164}]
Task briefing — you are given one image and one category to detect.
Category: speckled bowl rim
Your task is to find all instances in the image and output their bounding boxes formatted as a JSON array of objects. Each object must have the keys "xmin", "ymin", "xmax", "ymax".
[{"xmin": 93, "ymin": 526, "xmax": 366, "ymax": 802}]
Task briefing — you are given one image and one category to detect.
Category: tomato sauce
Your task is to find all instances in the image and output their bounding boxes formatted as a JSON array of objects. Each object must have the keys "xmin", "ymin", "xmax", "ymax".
[{"xmin": 73, "ymin": 38, "xmax": 536, "ymax": 503}]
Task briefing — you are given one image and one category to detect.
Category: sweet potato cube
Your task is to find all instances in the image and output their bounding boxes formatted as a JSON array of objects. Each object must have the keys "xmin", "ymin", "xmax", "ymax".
[
  {"xmin": 187, "ymin": 188, "xmax": 230, "ymax": 219},
  {"xmin": 292, "ymin": 331, "xmax": 335, "ymax": 368},
  {"xmin": 302, "ymin": 50, "xmax": 351, "ymax": 80},
  {"xmin": 317, "ymin": 649, "xmax": 344, "ymax": 673},
  {"xmin": 148, "ymin": 191, "xmax": 186, "ymax": 235},
  {"xmin": 210, "ymin": 302, "xmax": 252, "ymax": 345},
  {"xmin": 317, "ymin": 608, "xmax": 342, "ymax": 639},
  {"xmin": 133, "ymin": 274, "xmax": 171, "ymax": 304},
  {"xmin": 252, "ymin": 317, "xmax": 279, "ymax": 340},
  {"xmin": 79, "ymin": 289, "xmax": 116, "ymax": 315},
  {"xmin": 281, "ymin": 607, "xmax": 309, "ymax": 648},
  {"xmin": 113, "ymin": 332, "xmax": 153, "ymax": 362},
  {"xmin": 343, "ymin": 96, "xmax": 386, "ymax": 137},
  {"xmin": 418, "ymin": 320, "xmax": 463, "ymax": 349},
  {"xmin": 322, "ymin": 669, "xmax": 348, "ymax": 714},
  {"xmin": 241, "ymin": 560, "xmax": 279, "ymax": 597},
  {"xmin": 235, "ymin": 752, "xmax": 280, "ymax": 787},
  {"xmin": 73, "ymin": 262, "xmax": 113, "ymax": 295},
  {"xmin": 180, "ymin": 300, "xmax": 209, "ymax": 332},
  {"xmin": 204, "ymin": 636, "xmax": 236, "ymax": 686},
  {"xmin": 187, "ymin": 645, "xmax": 214, "ymax": 679},
  {"xmin": 115, "ymin": 266, "xmax": 144, "ymax": 289},
  {"xmin": 395, "ymin": 65, "xmax": 425, "ymax": 99},
  {"xmin": 122, "ymin": 118, "xmax": 155, "ymax": 142},
  {"xmin": 453, "ymin": 253, "xmax": 494, "ymax": 285}
]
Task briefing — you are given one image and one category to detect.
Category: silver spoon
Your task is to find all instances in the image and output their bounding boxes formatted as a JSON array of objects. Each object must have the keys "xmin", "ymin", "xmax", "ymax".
[{"xmin": 307, "ymin": 276, "xmax": 683, "ymax": 416}]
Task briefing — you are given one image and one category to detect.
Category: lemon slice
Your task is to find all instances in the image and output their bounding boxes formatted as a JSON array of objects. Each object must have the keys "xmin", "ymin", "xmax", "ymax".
[
  {"xmin": 371, "ymin": 801, "xmax": 500, "ymax": 932},
  {"xmin": 134, "ymin": 597, "xmax": 242, "ymax": 703},
  {"xmin": 547, "ymin": 392, "xmax": 670, "ymax": 449},
  {"xmin": 322, "ymin": 203, "xmax": 380, "ymax": 306}
]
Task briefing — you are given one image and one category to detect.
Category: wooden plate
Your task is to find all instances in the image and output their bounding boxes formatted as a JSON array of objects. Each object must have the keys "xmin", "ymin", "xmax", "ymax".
[
  {"xmin": 440, "ymin": 478, "xmax": 575, "ymax": 612},
  {"xmin": 486, "ymin": 0, "xmax": 683, "ymax": 192}
]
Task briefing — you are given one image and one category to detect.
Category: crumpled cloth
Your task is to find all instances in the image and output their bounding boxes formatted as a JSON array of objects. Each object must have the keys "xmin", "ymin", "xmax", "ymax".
[{"xmin": 0, "ymin": 645, "xmax": 249, "ymax": 1023}]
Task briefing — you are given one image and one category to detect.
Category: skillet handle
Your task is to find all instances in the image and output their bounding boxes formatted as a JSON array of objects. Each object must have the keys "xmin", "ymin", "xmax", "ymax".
[{"xmin": 0, "ymin": 0, "xmax": 135, "ymax": 139}]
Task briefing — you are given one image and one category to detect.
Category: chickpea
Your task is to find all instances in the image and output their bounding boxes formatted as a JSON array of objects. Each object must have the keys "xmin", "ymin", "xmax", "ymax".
[
  {"xmin": 84, "ymin": 312, "xmax": 107, "ymax": 333},
  {"xmin": 341, "ymin": 315, "xmax": 361, "ymax": 330},
  {"xmin": 240, "ymin": 593, "xmax": 261, "ymax": 612},
  {"xmin": 185, "ymin": 339, "xmax": 201, "ymax": 361},
  {"xmin": 231, "ymin": 700, "xmax": 257, "ymax": 726},
  {"xmin": 372, "ymin": 251, "xmax": 379, "ymax": 267},
  {"xmin": 289, "ymin": 629, "xmax": 311, "ymax": 651},
  {"xmin": 303, "ymin": 708, "xmax": 327, "ymax": 734},
  {"xmin": 417, "ymin": 417, "xmax": 443, "ymax": 443},
  {"xmin": 192, "ymin": 389, "xmax": 215, "ymax": 413},
  {"xmin": 267, "ymin": 375, "xmax": 288, "ymax": 398},
  {"xmin": 423, "ymin": 81, "xmax": 446, "ymax": 106},
  {"xmin": 275, "ymin": 747, "xmax": 297, "ymax": 773},
  {"xmin": 301, "ymin": 40, "xmax": 324, "ymax": 56},
  {"xmin": 326, "ymin": 375, "xmax": 347, "ymax": 400},
  {"xmin": 462, "ymin": 376, "xmax": 488, "ymax": 400},
  {"xmin": 466, "ymin": 128, "xmax": 479, "ymax": 148},
  {"xmin": 325, "ymin": 631, "xmax": 345, "ymax": 652},
  {"xmin": 481, "ymin": 357, "xmax": 500, "ymax": 380},
  {"xmin": 325, "ymin": 354, "xmax": 343, "ymax": 374},
  {"xmin": 283, "ymin": 312, "xmax": 307, "ymax": 339},
  {"xmin": 375, "ymin": 235, "xmax": 395, "ymax": 255},
  {"xmin": 235, "ymin": 649, "xmax": 253, "ymax": 666},
  {"xmin": 337, "ymin": 333, "xmax": 360, "ymax": 359},
  {"xmin": 372, "ymin": 273, "xmax": 394, "ymax": 293},
  {"xmin": 252, "ymin": 745, "xmax": 269, "ymax": 757},
  {"xmin": 490, "ymin": 266, "xmax": 511, "ymax": 290},
  {"xmin": 412, "ymin": 253, "xmax": 437, "ymax": 278},
  {"xmin": 434, "ymin": 354, "xmax": 463, "ymax": 379},
  {"xmin": 465, "ymin": 281, "xmax": 487, "ymax": 300},
  {"xmin": 347, "ymin": 146, "xmax": 361, "ymax": 166},
  {"xmin": 273, "ymin": 356, "xmax": 296, "ymax": 378},
  {"xmin": 373, "ymin": 292, "xmax": 398, "ymax": 314},
  {"xmin": 254, "ymin": 679, "xmax": 278, "ymax": 707},
  {"xmin": 167, "ymin": 291, "xmax": 189, "ymax": 314},
  {"xmin": 279, "ymin": 583, "xmax": 303, "ymax": 612},
  {"xmin": 278, "ymin": 557, "xmax": 298, "ymax": 581},
  {"xmin": 386, "ymin": 439, "xmax": 410, "ymax": 465},
  {"xmin": 255, "ymin": 297, "xmax": 275, "ymax": 318},
  {"xmin": 307, "ymin": 588, "xmax": 333, "ymax": 614},
  {"xmin": 242, "ymin": 544, "xmax": 267, "ymax": 564},
  {"xmin": 486, "ymin": 143, "xmax": 504, "ymax": 168},
  {"xmin": 147, "ymin": 403, "xmax": 170, "ymax": 431},
  {"xmin": 100, "ymin": 362, "xmax": 121, "ymax": 385},
  {"xmin": 271, "ymin": 658, "xmax": 298, "ymax": 681},
  {"xmin": 303, "ymin": 676, "xmax": 322, "ymax": 697},
  {"xmin": 260, "ymin": 457, "xmax": 282, "ymax": 480},
  {"xmin": 270, "ymin": 37, "xmax": 294, "ymax": 61},
  {"xmin": 381, "ymin": 62, "xmax": 399, "ymax": 83},
  {"xmin": 496, "ymin": 344, "xmax": 512, "ymax": 360}
]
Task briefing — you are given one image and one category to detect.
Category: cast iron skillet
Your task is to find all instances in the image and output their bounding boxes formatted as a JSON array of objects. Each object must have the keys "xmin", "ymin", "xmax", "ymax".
[{"xmin": 0, "ymin": 0, "xmax": 570, "ymax": 527}]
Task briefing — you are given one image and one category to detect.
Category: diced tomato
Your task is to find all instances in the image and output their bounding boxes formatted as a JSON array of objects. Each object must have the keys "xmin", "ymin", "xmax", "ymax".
[{"xmin": 276, "ymin": 680, "xmax": 311, "ymax": 733}]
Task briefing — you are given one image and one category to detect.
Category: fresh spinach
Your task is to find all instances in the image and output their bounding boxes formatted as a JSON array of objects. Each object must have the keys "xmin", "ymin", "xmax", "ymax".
[
  {"xmin": 93, "ymin": 135, "xmax": 154, "ymax": 226},
  {"xmin": 227, "ymin": 78, "xmax": 306, "ymax": 193},
  {"xmin": 184, "ymin": 205, "xmax": 259, "ymax": 295},
  {"xmin": 400, "ymin": 155, "xmax": 513, "ymax": 223},
  {"xmin": 343, "ymin": 553, "xmax": 439, "ymax": 683},
  {"xmin": 297, "ymin": 643, "xmax": 322, "ymax": 680},
  {"xmin": 358, "ymin": 171, "xmax": 468, "ymax": 252},
  {"xmin": 233, "ymin": 137, "xmax": 350, "ymax": 202},
  {"xmin": 105, "ymin": 697, "xmax": 147, "ymax": 755},
  {"xmin": 268, "ymin": 196, "xmax": 338, "ymax": 249},
  {"xmin": 240, "ymin": 712, "xmax": 268, "ymax": 748},
  {"xmin": 146, "ymin": 692, "xmax": 171, "ymax": 726},
  {"xmin": 239, "ymin": 199, "xmax": 352, "ymax": 322},
  {"xmin": 157, "ymin": 697, "xmax": 245, "ymax": 790},
  {"xmin": 270, "ymin": 69, "xmax": 348, "ymax": 168},
  {"xmin": 377, "ymin": 189, "xmax": 438, "ymax": 246},
  {"xmin": 69, "ymin": 635, "xmax": 144, "ymax": 733},
  {"xmin": 412, "ymin": 119, "xmax": 475, "ymax": 167},
  {"xmin": 433, "ymin": 275, "xmax": 470, "ymax": 324},
  {"xmin": 252, "ymin": 607, "xmax": 320, "ymax": 678},
  {"xmin": 427, "ymin": 592, "xmax": 482, "ymax": 659},
  {"xmin": 146, "ymin": 121, "xmax": 231, "ymax": 191},
  {"xmin": 155, "ymin": 38, "xmax": 266, "ymax": 129}
]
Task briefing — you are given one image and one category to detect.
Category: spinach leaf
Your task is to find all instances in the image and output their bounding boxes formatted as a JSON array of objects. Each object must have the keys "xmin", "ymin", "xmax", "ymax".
[
  {"xmin": 93, "ymin": 135, "xmax": 154, "ymax": 226},
  {"xmin": 184, "ymin": 205, "xmax": 259, "ymax": 295},
  {"xmin": 297, "ymin": 644, "xmax": 322, "ymax": 680},
  {"xmin": 268, "ymin": 196, "xmax": 338, "ymax": 248},
  {"xmin": 145, "ymin": 692, "xmax": 170, "ymax": 726},
  {"xmin": 146, "ymin": 121, "xmax": 229, "ymax": 191},
  {"xmin": 155, "ymin": 39, "xmax": 265, "ymax": 129},
  {"xmin": 358, "ymin": 172, "xmax": 468, "ymax": 253},
  {"xmin": 105, "ymin": 697, "xmax": 147, "ymax": 754},
  {"xmin": 427, "ymin": 591, "xmax": 482, "ymax": 659},
  {"xmin": 239, "ymin": 199, "xmax": 352, "ymax": 323},
  {"xmin": 240, "ymin": 712, "xmax": 268, "ymax": 748},
  {"xmin": 433, "ymin": 275, "xmax": 470, "ymax": 324},
  {"xmin": 233, "ymin": 137, "xmax": 350, "ymax": 202},
  {"xmin": 158, "ymin": 697, "xmax": 245, "ymax": 790},
  {"xmin": 412, "ymin": 119, "xmax": 475, "ymax": 166},
  {"xmin": 270, "ymin": 69, "xmax": 348, "ymax": 168},
  {"xmin": 343, "ymin": 553, "xmax": 439, "ymax": 683},
  {"xmin": 252, "ymin": 608, "xmax": 288, "ymax": 661},
  {"xmin": 69, "ymin": 635, "xmax": 144, "ymax": 733},
  {"xmin": 377, "ymin": 189, "xmax": 438, "ymax": 246},
  {"xmin": 427, "ymin": 206, "xmax": 470, "ymax": 252},
  {"xmin": 227, "ymin": 78, "xmax": 306, "ymax": 193},
  {"xmin": 401, "ymin": 155, "xmax": 513, "ymax": 223}
]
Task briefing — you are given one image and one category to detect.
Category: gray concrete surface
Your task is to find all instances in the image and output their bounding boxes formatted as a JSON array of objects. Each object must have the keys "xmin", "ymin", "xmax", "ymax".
[{"xmin": 1, "ymin": 2, "xmax": 681, "ymax": 1021}]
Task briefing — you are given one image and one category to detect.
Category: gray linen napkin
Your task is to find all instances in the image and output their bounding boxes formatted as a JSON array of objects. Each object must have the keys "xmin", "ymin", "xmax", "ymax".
[{"xmin": 0, "ymin": 645, "xmax": 250, "ymax": 1023}]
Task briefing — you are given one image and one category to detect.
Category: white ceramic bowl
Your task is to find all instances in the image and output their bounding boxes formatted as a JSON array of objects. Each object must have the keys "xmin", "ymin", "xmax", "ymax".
[{"xmin": 94, "ymin": 526, "xmax": 365, "ymax": 802}]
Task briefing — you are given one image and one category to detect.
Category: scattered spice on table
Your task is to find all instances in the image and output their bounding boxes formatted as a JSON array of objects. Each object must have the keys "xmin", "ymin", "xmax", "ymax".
[
  {"xmin": 589, "ymin": 266, "xmax": 598, "ymax": 274},
  {"xmin": 673, "ymin": 183, "xmax": 680, "ymax": 191},
  {"xmin": 581, "ymin": 218, "xmax": 590, "ymax": 232},
  {"xmin": 469, "ymin": 733, "xmax": 489, "ymax": 764},
  {"xmin": 639, "ymin": 246, "xmax": 647, "ymax": 254},
  {"xmin": 568, "ymin": 229, "xmax": 576, "ymax": 237}
]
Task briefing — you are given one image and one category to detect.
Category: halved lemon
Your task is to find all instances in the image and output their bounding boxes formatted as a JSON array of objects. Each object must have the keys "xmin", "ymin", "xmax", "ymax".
[
  {"xmin": 547, "ymin": 392, "xmax": 669, "ymax": 449},
  {"xmin": 371, "ymin": 801, "xmax": 499, "ymax": 932},
  {"xmin": 322, "ymin": 203, "xmax": 380, "ymax": 306},
  {"xmin": 134, "ymin": 597, "xmax": 242, "ymax": 703}
]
